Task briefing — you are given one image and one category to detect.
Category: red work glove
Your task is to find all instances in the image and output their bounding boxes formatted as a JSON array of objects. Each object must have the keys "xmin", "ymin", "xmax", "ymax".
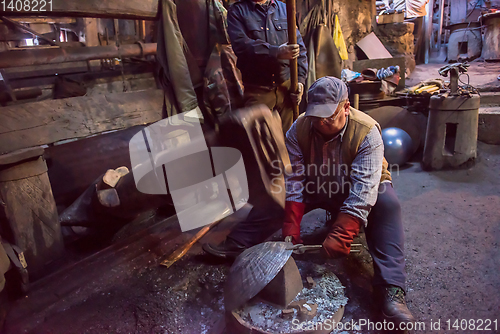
[
  {"xmin": 282, "ymin": 201, "xmax": 306, "ymax": 244},
  {"xmin": 322, "ymin": 212, "xmax": 362, "ymax": 258}
]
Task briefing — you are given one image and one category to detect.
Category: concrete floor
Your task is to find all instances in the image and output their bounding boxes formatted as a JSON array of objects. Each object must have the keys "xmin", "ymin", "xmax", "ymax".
[
  {"xmin": 3, "ymin": 141, "xmax": 499, "ymax": 334},
  {"xmin": 394, "ymin": 142, "xmax": 500, "ymax": 331},
  {"xmin": 406, "ymin": 61, "xmax": 500, "ymax": 92}
]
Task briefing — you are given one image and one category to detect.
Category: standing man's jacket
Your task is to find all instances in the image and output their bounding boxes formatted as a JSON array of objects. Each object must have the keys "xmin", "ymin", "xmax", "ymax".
[{"xmin": 227, "ymin": 0, "xmax": 308, "ymax": 88}]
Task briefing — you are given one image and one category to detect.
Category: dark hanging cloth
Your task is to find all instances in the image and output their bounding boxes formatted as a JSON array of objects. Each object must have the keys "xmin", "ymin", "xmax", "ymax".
[
  {"xmin": 296, "ymin": 0, "xmax": 342, "ymax": 112},
  {"xmin": 203, "ymin": 43, "xmax": 244, "ymax": 123},
  {"xmin": 156, "ymin": 0, "xmax": 200, "ymax": 118},
  {"xmin": 202, "ymin": 0, "xmax": 244, "ymax": 123}
]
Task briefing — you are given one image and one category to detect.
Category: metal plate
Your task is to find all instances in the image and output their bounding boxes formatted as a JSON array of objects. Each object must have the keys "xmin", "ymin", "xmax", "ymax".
[{"xmin": 224, "ymin": 241, "xmax": 293, "ymax": 311}]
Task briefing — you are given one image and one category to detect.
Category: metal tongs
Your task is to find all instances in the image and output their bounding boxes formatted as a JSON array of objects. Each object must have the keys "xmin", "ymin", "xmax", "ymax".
[
  {"xmin": 286, "ymin": 243, "xmax": 323, "ymax": 254},
  {"xmin": 285, "ymin": 236, "xmax": 363, "ymax": 254}
]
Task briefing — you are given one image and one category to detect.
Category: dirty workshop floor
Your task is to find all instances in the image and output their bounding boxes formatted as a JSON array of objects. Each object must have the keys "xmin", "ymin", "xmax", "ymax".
[{"xmin": 3, "ymin": 140, "xmax": 499, "ymax": 334}]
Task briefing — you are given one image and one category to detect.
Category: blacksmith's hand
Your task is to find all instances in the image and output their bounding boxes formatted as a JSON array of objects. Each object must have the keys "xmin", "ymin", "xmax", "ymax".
[
  {"xmin": 282, "ymin": 201, "xmax": 305, "ymax": 244},
  {"xmin": 290, "ymin": 82, "xmax": 304, "ymax": 105},
  {"xmin": 277, "ymin": 43, "xmax": 300, "ymax": 60},
  {"xmin": 322, "ymin": 213, "xmax": 362, "ymax": 258}
]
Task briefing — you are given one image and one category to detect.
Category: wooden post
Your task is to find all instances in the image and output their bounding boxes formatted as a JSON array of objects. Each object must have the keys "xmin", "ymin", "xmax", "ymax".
[
  {"xmin": 286, "ymin": 0, "xmax": 299, "ymax": 121},
  {"xmin": 113, "ymin": 19, "xmax": 120, "ymax": 46},
  {"xmin": 0, "ymin": 148, "xmax": 64, "ymax": 277},
  {"xmin": 83, "ymin": 18, "xmax": 101, "ymax": 70}
]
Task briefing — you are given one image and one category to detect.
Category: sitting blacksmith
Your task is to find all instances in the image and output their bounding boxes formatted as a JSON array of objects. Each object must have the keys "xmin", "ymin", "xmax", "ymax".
[
  {"xmin": 205, "ymin": 76, "xmax": 415, "ymax": 324},
  {"xmin": 281, "ymin": 76, "xmax": 415, "ymax": 324}
]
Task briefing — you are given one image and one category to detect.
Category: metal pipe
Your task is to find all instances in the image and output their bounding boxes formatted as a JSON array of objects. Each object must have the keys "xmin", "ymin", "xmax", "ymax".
[
  {"xmin": 424, "ymin": 0, "xmax": 434, "ymax": 63},
  {"xmin": 0, "ymin": 43, "xmax": 157, "ymax": 69},
  {"xmin": 438, "ymin": 0, "xmax": 445, "ymax": 50},
  {"xmin": 286, "ymin": 0, "xmax": 299, "ymax": 121}
]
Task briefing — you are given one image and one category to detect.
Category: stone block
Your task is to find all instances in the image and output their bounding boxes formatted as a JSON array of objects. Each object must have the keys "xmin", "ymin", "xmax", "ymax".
[
  {"xmin": 257, "ymin": 257, "xmax": 303, "ymax": 308},
  {"xmin": 478, "ymin": 107, "xmax": 500, "ymax": 145}
]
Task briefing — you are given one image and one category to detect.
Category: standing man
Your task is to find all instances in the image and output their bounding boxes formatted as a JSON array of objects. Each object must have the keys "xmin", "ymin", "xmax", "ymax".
[
  {"xmin": 202, "ymin": 0, "xmax": 307, "ymax": 258},
  {"xmin": 206, "ymin": 76, "xmax": 416, "ymax": 325},
  {"xmin": 282, "ymin": 76, "xmax": 415, "ymax": 325},
  {"xmin": 394, "ymin": 0, "xmax": 430, "ymax": 64},
  {"xmin": 226, "ymin": 0, "xmax": 308, "ymax": 133}
]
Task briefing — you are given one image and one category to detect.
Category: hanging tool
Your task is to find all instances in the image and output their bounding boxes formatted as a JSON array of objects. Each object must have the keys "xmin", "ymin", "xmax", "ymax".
[{"xmin": 438, "ymin": 62, "xmax": 470, "ymax": 95}]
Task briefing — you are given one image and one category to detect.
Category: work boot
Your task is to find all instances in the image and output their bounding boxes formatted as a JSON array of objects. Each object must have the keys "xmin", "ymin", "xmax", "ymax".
[
  {"xmin": 202, "ymin": 238, "xmax": 247, "ymax": 259},
  {"xmin": 374, "ymin": 285, "xmax": 416, "ymax": 326}
]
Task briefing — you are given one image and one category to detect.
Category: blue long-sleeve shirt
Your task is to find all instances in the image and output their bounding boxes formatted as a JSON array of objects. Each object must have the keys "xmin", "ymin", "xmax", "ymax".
[{"xmin": 227, "ymin": 0, "xmax": 308, "ymax": 88}]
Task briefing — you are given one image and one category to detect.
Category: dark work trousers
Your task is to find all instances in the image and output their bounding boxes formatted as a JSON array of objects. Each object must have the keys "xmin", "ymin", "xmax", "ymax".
[
  {"xmin": 227, "ymin": 182, "xmax": 407, "ymax": 290},
  {"xmin": 243, "ymin": 81, "xmax": 294, "ymax": 135}
]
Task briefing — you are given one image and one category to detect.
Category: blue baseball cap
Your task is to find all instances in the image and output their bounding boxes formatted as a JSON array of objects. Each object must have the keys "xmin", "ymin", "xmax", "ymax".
[{"xmin": 305, "ymin": 76, "xmax": 349, "ymax": 118}]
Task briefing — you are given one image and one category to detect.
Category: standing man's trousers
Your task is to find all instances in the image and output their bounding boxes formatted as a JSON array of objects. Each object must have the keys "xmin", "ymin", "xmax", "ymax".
[{"xmin": 243, "ymin": 81, "xmax": 294, "ymax": 135}]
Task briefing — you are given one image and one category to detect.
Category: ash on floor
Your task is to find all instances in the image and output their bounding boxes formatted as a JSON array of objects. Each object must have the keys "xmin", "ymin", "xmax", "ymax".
[{"xmin": 236, "ymin": 261, "xmax": 348, "ymax": 333}]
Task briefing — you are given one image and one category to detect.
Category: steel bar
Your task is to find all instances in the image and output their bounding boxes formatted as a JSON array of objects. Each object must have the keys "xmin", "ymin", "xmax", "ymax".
[
  {"xmin": 160, "ymin": 217, "xmax": 226, "ymax": 268},
  {"xmin": 438, "ymin": 0, "xmax": 445, "ymax": 50},
  {"xmin": 0, "ymin": 0, "xmax": 159, "ymax": 20},
  {"xmin": 0, "ymin": 43, "xmax": 157, "ymax": 69},
  {"xmin": 286, "ymin": 0, "xmax": 299, "ymax": 120},
  {"xmin": 424, "ymin": 0, "xmax": 434, "ymax": 62}
]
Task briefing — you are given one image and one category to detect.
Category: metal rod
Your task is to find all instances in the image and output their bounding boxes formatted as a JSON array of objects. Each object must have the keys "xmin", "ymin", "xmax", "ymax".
[
  {"xmin": 0, "ymin": 43, "xmax": 157, "ymax": 69},
  {"xmin": 438, "ymin": 0, "xmax": 445, "ymax": 50},
  {"xmin": 141, "ymin": 21, "xmax": 147, "ymax": 42},
  {"xmin": 113, "ymin": 19, "xmax": 120, "ymax": 47},
  {"xmin": 286, "ymin": 0, "xmax": 299, "ymax": 121}
]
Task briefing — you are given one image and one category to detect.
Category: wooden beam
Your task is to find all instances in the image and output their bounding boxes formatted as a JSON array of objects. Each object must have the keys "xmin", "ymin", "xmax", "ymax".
[
  {"xmin": 83, "ymin": 18, "xmax": 100, "ymax": 68},
  {"xmin": 0, "ymin": 16, "xmax": 58, "ymax": 46},
  {"xmin": 0, "ymin": 23, "xmax": 32, "ymax": 40},
  {"xmin": 0, "ymin": 89, "xmax": 164, "ymax": 154},
  {"xmin": 83, "ymin": 18, "xmax": 99, "ymax": 47},
  {"xmin": 11, "ymin": 17, "xmax": 77, "ymax": 24},
  {"xmin": 0, "ymin": 0, "xmax": 159, "ymax": 20}
]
